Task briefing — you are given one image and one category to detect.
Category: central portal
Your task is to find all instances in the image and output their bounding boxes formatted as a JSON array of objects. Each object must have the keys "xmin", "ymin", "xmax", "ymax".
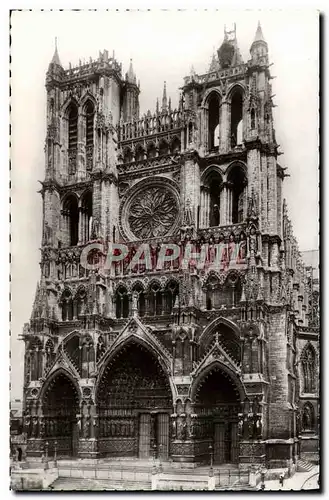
[{"xmin": 97, "ymin": 341, "xmax": 172, "ymax": 459}]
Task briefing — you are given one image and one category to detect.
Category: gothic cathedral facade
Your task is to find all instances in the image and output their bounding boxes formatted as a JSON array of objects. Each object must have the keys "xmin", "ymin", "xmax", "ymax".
[{"xmin": 22, "ymin": 24, "xmax": 319, "ymax": 467}]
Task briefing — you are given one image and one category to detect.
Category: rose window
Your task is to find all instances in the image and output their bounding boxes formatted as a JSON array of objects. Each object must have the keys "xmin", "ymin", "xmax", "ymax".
[{"xmin": 128, "ymin": 187, "xmax": 178, "ymax": 239}]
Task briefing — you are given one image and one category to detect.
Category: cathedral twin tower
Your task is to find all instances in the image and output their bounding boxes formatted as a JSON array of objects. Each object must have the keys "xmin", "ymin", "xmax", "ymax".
[{"xmin": 23, "ymin": 23, "xmax": 319, "ymax": 467}]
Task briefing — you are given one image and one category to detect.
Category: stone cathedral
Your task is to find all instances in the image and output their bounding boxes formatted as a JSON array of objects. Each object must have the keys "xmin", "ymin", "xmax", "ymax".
[{"xmin": 22, "ymin": 23, "xmax": 319, "ymax": 468}]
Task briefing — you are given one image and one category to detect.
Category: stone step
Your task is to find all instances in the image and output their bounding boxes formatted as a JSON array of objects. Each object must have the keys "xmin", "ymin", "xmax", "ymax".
[
  {"xmin": 297, "ymin": 459, "xmax": 314, "ymax": 473},
  {"xmin": 50, "ymin": 477, "xmax": 152, "ymax": 491}
]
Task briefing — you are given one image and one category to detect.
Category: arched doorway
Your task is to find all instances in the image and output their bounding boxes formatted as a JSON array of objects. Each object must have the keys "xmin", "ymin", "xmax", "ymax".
[
  {"xmin": 194, "ymin": 365, "xmax": 241, "ymax": 464},
  {"xmin": 97, "ymin": 341, "xmax": 172, "ymax": 460},
  {"xmin": 42, "ymin": 372, "xmax": 80, "ymax": 457}
]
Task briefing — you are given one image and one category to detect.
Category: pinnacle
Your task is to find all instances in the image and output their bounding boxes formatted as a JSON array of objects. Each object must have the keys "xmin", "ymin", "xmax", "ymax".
[
  {"xmin": 50, "ymin": 37, "xmax": 62, "ymax": 67},
  {"xmin": 253, "ymin": 21, "xmax": 266, "ymax": 44}
]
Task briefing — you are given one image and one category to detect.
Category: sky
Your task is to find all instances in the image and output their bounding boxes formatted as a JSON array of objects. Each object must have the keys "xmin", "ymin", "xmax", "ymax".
[{"xmin": 10, "ymin": 9, "xmax": 319, "ymax": 399}]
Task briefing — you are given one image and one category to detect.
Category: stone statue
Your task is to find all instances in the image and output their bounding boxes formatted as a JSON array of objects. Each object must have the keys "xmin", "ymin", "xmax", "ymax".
[
  {"xmin": 91, "ymin": 218, "xmax": 100, "ymax": 239},
  {"xmin": 255, "ymin": 416, "xmax": 262, "ymax": 439},
  {"xmin": 171, "ymin": 417, "xmax": 177, "ymax": 439},
  {"xmin": 302, "ymin": 406, "xmax": 312, "ymax": 430},
  {"xmin": 249, "ymin": 226, "xmax": 257, "ymax": 258},
  {"xmin": 43, "ymin": 222, "xmax": 53, "ymax": 245},
  {"xmin": 237, "ymin": 232, "xmax": 247, "ymax": 262},
  {"xmin": 238, "ymin": 416, "xmax": 244, "ymax": 438},
  {"xmin": 39, "ymin": 417, "xmax": 45, "ymax": 438},
  {"xmin": 32, "ymin": 416, "xmax": 38, "ymax": 438},
  {"xmin": 83, "ymin": 416, "xmax": 90, "ymax": 438},
  {"xmin": 132, "ymin": 291, "xmax": 139, "ymax": 312}
]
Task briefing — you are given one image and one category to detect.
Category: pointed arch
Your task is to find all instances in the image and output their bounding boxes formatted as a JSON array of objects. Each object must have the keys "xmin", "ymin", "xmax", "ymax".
[
  {"xmin": 190, "ymin": 359, "xmax": 245, "ymax": 403},
  {"xmin": 61, "ymin": 96, "xmax": 79, "ymax": 117},
  {"xmin": 201, "ymin": 87, "xmax": 223, "ymax": 108},
  {"xmin": 96, "ymin": 335, "xmax": 176, "ymax": 404},
  {"xmin": 199, "ymin": 316, "xmax": 241, "ymax": 345},
  {"xmin": 226, "ymin": 83, "xmax": 247, "ymax": 101},
  {"xmin": 80, "ymin": 91, "xmax": 97, "ymax": 110},
  {"xmin": 40, "ymin": 368, "xmax": 81, "ymax": 457},
  {"xmin": 39, "ymin": 366, "xmax": 81, "ymax": 404}
]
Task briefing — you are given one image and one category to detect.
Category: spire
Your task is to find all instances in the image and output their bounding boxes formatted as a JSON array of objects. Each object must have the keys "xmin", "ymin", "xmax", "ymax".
[
  {"xmin": 50, "ymin": 37, "xmax": 62, "ymax": 67},
  {"xmin": 253, "ymin": 21, "xmax": 266, "ymax": 44},
  {"xmin": 127, "ymin": 58, "xmax": 136, "ymax": 84},
  {"xmin": 250, "ymin": 21, "xmax": 268, "ymax": 55},
  {"xmin": 162, "ymin": 81, "xmax": 167, "ymax": 112}
]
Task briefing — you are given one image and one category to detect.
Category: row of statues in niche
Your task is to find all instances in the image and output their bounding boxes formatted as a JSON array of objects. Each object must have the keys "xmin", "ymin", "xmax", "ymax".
[
  {"xmin": 24, "ymin": 415, "xmax": 73, "ymax": 438},
  {"xmin": 98, "ymin": 418, "xmax": 135, "ymax": 438},
  {"xmin": 238, "ymin": 414, "xmax": 263, "ymax": 440}
]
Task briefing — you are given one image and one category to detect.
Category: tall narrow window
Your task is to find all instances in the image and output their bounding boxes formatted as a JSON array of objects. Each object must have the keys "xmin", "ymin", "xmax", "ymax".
[
  {"xmin": 227, "ymin": 164, "xmax": 247, "ymax": 224},
  {"xmin": 251, "ymin": 108, "xmax": 256, "ymax": 130},
  {"xmin": 115, "ymin": 286, "xmax": 129, "ymax": 319},
  {"xmin": 68, "ymin": 103, "xmax": 78, "ymax": 174},
  {"xmin": 80, "ymin": 191, "xmax": 92, "ymax": 243},
  {"xmin": 63, "ymin": 195, "xmax": 79, "ymax": 246},
  {"xmin": 68, "ymin": 103, "xmax": 78, "ymax": 149},
  {"xmin": 85, "ymin": 101, "xmax": 94, "ymax": 171},
  {"xmin": 208, "ymin": 93, "xmax": 220, "ymax": 150},
  {"xmin": 204, "ymin": 170, "xmax": 223, "ymax": 227},
  {"xmin": 188, "ymin": 122, "xmax": 193, "ymax": 144},
  {"xmin": 231, "ymin": 90, "xmax": 243, "ymax": 148},
  {"xmin": 149, "ymin": 283, "xmax": 162, "ymax": 316},
  {"xmin": 302, "ymin": 345, "xmax": 316, "ymax": 393},
  {"xmin": 164, "ymin": 281, "xmax": 179, "ymax": 314},
  {"xmin": 209, "ymin": 173, "xmax": 222, "ymax": 227}
]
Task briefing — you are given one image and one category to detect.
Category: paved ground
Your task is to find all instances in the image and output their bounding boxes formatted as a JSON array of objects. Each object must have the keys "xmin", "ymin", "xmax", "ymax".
[{"xmin": 264, "ymin": 466, "xmax": 320, "ymax": 491}]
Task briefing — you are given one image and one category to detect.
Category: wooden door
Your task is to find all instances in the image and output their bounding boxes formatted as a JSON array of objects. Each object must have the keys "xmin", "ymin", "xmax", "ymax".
[
  {"xmin": 214, "ymin": 422, "xmax": 225, "ymax": 464},
  {"xmin": 157, "ymin": 413, "xmax": 169, "ymax": 460},
  {"xmin": 71, "ymin": 419, "xmax": 79, "ymax": 457},
  {"xmin": 139, "ymin": 413, "xmax": 151, "ymax": 458}
]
